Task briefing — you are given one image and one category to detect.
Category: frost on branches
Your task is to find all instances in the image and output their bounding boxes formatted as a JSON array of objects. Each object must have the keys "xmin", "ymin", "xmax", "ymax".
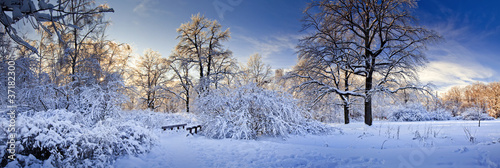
[
  {"xmin": 196, "ymin": 83, "xmax": 331, "ymax": 140},
  {"xmin": 0, "ymin": 110, "xmax": 158, "ymax": 167},
  {"xmin": 0, "ymin": 0, "xmax": 114, "ymax": 53}
]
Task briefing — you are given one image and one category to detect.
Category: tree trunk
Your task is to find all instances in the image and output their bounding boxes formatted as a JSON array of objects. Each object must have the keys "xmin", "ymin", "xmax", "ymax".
[
  {"xmin": 365, "ymin": 75, "xmax": 373, "ymax": 126},
  {"xmin": 186, "ymin": 93, "xmax": 190, "ymax": 113},
  {"xmin": 344, "ymin": 103, "xmax": 350, "ymax": 124},
  {"xmin": 344, "ymin": 72, "xmax": 350, "ymax": 124}
]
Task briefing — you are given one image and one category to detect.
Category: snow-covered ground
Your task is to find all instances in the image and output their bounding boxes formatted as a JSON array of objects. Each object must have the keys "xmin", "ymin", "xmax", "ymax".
[{"xmin": 114, "ymin": 120, "xmax": 500, "ymax": 168}]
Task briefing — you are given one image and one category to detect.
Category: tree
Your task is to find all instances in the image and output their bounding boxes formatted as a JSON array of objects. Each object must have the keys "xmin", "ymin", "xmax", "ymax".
[
  {"xmin": 442, "ymin": 82, "xmax": 500, "ymax": 119},
  {"xmin": 207, "ymin": 48, "xmax": 237, "ymax": 90},
  {"xmin": 0, "ymin": 0, "xmax": 113, "ymax": 54},
  {"xmin": 168, "ymin": 52, "xmax": 195, "ymax": 113},
  {"xmin": 442, "ymin": 86, "xmax": 463, "ymax": 116},
  {"xmin": 288, "ymin": 52, "xmax": 358, "ymax": 124},
  {"xmin": 131, "ymin": 49, "xmax": 169, "ymax": 110},
  {"xmin": 297, "ymin": 0, "xmax": 439, "ymax": 125},
  {"xmin": 175, "ymin": 13, "xmax": 231, "ymax": 93},
  {"xmin": 243, "ymin": 54, "xmax": 272, "ymax": 87},
  {"xmin": 487, "ymin": 82, "xmax": 500, "ymax": 118}
]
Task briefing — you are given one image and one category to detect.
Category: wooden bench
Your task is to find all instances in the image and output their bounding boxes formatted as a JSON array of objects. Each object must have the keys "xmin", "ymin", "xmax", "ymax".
[
  {"xmin": 162, "ymin": 124, "xmax": 187, "ymax": 131},
  {"xmin": 186, "ymin": 125, "xmax": 202, "ymax": 134}
]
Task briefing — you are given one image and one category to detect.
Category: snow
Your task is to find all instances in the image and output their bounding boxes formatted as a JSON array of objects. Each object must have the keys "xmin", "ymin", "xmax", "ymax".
[
  {"xmin": 2, "ymin": 109, "xmax": 499, "ymax": 167},
  {"xmin": 196, "ymin": 83, "xmax": 330, "ymax": 140},
  {"xmin": 114, "ymin": 120, "xmax": 500, "ymax": 167}
]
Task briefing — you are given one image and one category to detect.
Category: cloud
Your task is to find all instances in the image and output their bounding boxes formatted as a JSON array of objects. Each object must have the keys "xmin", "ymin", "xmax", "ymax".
[
  {"xmin": 234, "ymin": 34, "xmax": 298, "ymax": 59},
  {"xmin": 230, "ymin": 34, "xmax": 304, "ymax": 69},
  {"xmin": 418, "ymin": 39, "xmax": 497, "ymax": 93},
  {"xmin": 133, "ymin": 0, "xmax": 169, "ymax": 17},
  {"xmin": 419, "ymin": 61, "xmax": 495, "ymax": 93},
  {"xmin": 416, "ymin": 11, "xmax": 500, "ymax": 93},
  {"xmin": 133, "ymin": 0, "xmax": 153, "ymax": 16}
]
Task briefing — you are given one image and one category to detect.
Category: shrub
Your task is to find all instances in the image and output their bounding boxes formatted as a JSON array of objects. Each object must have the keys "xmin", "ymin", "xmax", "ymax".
[
  {"xmin": 389, "ymin": 103, "xmax": 452, "ymax": 121},
  {"xmin": 2, "ymin": 109, "xmax": 157, "ymax": 167},
  {"xmin": 428, "ymin": 108, "xmax": 453, "ymax": 121},
  {"xmin": 196, "ymin": 84, "xmax": 330, "ymax": 140},
  {"xmin": 461, "ymin": 107, "xmax": 494, "ymax": 120}
]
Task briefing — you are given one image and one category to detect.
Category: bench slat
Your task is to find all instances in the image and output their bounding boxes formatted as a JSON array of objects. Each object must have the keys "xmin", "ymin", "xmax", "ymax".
[{"xmin": 162, "ymin": 124, "xmax": 187, "ymax": 130}]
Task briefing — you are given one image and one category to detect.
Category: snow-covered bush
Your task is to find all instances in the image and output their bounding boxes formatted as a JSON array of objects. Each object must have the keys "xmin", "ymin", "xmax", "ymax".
[
  {"xmin": 16, "ymin": 73, "xmax": 127, "ymax": 126},
  {"xmin": 389, "ymin": 103, "xmax": 430, "ymax": 121},
  {"xmin": 71, "ymin": 80, "xmax": 127, "ymax": 124},
  {"xmin": 388, "ymin": 103, "xmax": 452, "ymax": 121},
  {"xmin": 460, "ymin": 107, "xmax": 494, "ymax": 120},
  {"xmin": 2, "ymin": 109, "xmax": 157, "ymax": 167},
  {"xmin": 428, "ymin": 108, "xmax": 454, "ymax": 121},
  {"xmin": 196, "ymin": 84, "xmax": 330, "ymax": 140}
]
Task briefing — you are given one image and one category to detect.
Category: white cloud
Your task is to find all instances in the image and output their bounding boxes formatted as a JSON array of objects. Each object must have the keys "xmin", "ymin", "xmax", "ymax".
[
  {"xmin": 133, "ymin": 0, "xmax": 170, "ymax": 17},
  {"xmin": 234, "ymin": 34, "xmax": 298, "ymax": 60},
  {"xmin": 418, "ymin": 39, "xmax": 497, "ymax": 93},
  {"xmin": 133, "ymin": 0, "xmax": 153, "ymax": 16},
  {"xmin": 419, "ymin": 61, "xmax": 495, "ymax": 93},
  {"xmin": 417, "ymin": 15, "xmax": 500, "ymax": 93}
]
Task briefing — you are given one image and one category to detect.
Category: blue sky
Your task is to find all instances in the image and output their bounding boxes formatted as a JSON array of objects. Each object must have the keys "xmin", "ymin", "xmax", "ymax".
[{"xmin": 98, "ymin": 0, "xmax": 500, "ymax": 93}]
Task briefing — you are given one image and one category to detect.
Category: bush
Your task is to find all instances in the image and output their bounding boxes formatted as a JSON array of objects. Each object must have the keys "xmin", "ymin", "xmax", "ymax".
[
  {"xmin": 460, "ymin": 107, "xmax": 494, "ymax": 120},
  {"xmin": 428, "ymin": 108, "xmax": 453, "ymax": 121},
  {"xmin": 1, "ymin": 109, "xmax": 157, "ymax": 167},
  {"xmin": 196, "ymin": 84, "xmax": 330, "ymax": 140},
  {"xmin": 389, "ymin": 103, "xmax": 452, "ymax": 121}
]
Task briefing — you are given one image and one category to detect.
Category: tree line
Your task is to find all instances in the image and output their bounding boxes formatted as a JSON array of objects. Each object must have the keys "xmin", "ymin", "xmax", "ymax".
[
  {"xmin": 442, "ymin": 82, "xmax": 500, "ymax": 118},
  {"xmin": 0, "ymin": 0, "xmax": 276, "ymax": 119}
]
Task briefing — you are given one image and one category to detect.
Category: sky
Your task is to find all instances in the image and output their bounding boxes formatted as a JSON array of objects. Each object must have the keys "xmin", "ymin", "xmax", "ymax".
[{"xmin": 97, "ymin": 0, "xmax": 500, "ymax": 93}]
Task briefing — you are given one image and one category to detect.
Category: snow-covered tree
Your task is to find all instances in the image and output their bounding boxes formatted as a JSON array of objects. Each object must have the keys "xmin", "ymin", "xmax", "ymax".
[
  {"xmin": 175, "ymin": 13, "xmax": 231, "ymax": 93},
  {"xmin": 295, "ymin": 0, "xmax": 440, "ymax": 125},
  {"xmin": 288, "ymin": 44, "xmax": 359, "ymax": 124},
  {"xmin": 168, "ymin": 52, "xmax": 195, "ymax": 112},
  {"xmin": 0, "ymin": 0, "xmax": 113, "ymax": 54}
]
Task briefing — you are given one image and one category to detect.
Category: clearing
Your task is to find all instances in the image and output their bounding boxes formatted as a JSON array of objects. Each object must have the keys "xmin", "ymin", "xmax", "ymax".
[{"xmin": 114, "ymin": 120, "xmax": 500, "ymax": 167}]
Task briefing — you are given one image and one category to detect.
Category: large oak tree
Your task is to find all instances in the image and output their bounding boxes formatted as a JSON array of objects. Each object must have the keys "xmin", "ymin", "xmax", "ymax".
[{"xmin": 293, "ymin": 0, "xmax": 440, "ymax": 125}]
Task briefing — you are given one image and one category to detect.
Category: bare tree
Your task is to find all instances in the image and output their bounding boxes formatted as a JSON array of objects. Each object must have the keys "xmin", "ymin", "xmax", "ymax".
[
  {"xmin": 168, "ymin": 52, "xmax": 195, "ymax": 113},
  {"xmin": 175, "ymin": 13, "xmax": 231, "ymax": 93},
  {"xmin": 243, "ymin": 54, "xmax": 272, "ymax": 87},
  {"xmin": 131, "ymin": 49, "xmax": 169, "ymax": 110},
  {"xmin": 287, "ymin": 51, "xmax": 359, "ymax": 124},
  {"xmin": 295, "ymin": 0, "xmax": 439, "ymax": 125},
  {"xmin": 208, "ymin": 48, "xmax": 237, "ymax": 90}
]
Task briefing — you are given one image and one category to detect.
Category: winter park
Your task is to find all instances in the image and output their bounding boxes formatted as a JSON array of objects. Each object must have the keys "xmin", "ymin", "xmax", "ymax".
[{"xmin": 1, "ymin": 0, "xmax": 500, "ymax": 167}]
